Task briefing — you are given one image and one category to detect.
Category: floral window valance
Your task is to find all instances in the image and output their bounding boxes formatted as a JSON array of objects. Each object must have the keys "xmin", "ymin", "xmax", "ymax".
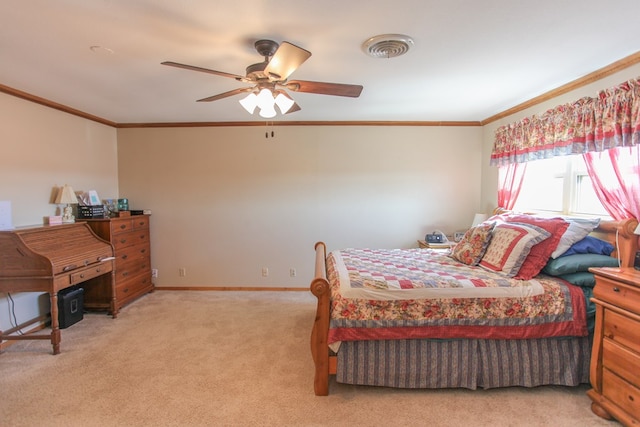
[{"xmin": 490, "ymin": 77, "xmax": 640, "ymax": 166}]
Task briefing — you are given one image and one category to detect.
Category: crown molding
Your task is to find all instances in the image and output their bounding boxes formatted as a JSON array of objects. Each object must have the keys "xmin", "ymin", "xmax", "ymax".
[{"xmin": 3, "ymin": 50, "xmax": 639, "ymax": 129}]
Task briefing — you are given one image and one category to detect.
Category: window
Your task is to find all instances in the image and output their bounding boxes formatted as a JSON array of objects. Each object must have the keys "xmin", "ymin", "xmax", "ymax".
[{"xmin": 513, "ymin": 155, "xmax": 609, "ymax": 218}]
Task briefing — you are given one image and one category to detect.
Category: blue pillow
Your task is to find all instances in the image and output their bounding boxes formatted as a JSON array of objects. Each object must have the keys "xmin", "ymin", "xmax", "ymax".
[{"xmin": 559, "ymin": 235, "xmax": 614, "ymax": 257}]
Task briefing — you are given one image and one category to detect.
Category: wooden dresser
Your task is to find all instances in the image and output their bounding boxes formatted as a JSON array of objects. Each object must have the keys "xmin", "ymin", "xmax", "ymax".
[
  {"xmin": 84, "ymin": 215, "xmax": 153, "ymax": 311},
  {"xmin": 588, "ymin": 267, "xmax": 640, "ymax": 425}
]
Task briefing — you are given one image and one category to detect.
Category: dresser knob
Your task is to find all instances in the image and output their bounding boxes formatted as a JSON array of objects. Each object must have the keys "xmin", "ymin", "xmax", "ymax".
[{"xmin": 613, "ymin": 287, "xmax": 620, "ymax": 292}]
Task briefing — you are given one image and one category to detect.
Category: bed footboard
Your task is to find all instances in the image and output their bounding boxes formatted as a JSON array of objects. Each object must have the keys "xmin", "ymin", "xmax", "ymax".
[{"xmin": 310, "ymin": 241, "xmax": 331, "ymax": 396}]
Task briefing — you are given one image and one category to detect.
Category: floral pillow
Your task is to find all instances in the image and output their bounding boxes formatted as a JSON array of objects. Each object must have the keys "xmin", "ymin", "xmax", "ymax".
[
  {"xmin": 479, "ymin": 222, "xmax": 551, "ymax": 277},
  {"xmin": 450, "ymin": 222, "xmax": 495, "ymax": 265}
]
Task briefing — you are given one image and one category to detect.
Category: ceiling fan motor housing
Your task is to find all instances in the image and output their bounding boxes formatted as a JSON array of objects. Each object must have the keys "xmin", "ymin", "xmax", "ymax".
[
  {"xmin": 254, "ymin": 39, "xmax": 279, "ymax": 58},
  {"xmin": 245, "ymin": 62, "xmax": 268, "ymax": 80}
]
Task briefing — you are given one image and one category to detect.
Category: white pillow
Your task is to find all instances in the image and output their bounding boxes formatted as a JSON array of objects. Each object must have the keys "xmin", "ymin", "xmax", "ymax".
[{"xmin": 551, "ymin": 218, "xmax": 601, "ymax": 259}]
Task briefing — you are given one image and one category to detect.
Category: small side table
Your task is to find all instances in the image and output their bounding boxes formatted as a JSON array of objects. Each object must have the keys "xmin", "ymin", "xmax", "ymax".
[
  {"xmin": 417, "ymin": 240, "xmax": 455, "ymax": 250},
  {"xmin": 587, "ymin": 267, "xmax": 640, "ymax": 426}
]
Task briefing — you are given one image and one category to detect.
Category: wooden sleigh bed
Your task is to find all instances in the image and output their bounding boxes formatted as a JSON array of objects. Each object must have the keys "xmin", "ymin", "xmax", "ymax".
[{"xmin": 309, "ymin": 211, "xmax": 638, "ymax": 396}]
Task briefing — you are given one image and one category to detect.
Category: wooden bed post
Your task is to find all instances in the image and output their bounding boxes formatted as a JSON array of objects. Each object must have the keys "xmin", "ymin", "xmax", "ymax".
[
  {"xmin": 592, "ymin": 218, "xmax": 638, "ymax": 267},
  {"xmin": 310, "ymin": 241, "xmax": 330, "ymax": 396}
]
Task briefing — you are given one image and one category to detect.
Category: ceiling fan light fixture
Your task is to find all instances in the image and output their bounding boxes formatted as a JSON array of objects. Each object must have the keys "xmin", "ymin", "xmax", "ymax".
[
  {"xmin": 362, "ymin": 34, "xmax": 414, "ymax": 58},
  {"xmin": 239, "ymin": 92, "xmax": 259, "ymax": 114},
  {"xmin": 256, "ymin": 88, "xmax": 277, "ymax": 118},
  {"xmin": 274, "ymin": 92, "xmax": 295, "ymax": 114},
  {"xmin": 258, "ymin": 103, "xmax": 277, "ymax": 119}
]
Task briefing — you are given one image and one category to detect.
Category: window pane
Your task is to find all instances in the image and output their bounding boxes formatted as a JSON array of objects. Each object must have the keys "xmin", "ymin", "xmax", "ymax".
[
  {"xmin": 575, "ymin": 175, "xmax": 609, "ymax": 216},
  {"xmin": 513, "ymin": 158, "xmax": 565, "ymax": 213}
]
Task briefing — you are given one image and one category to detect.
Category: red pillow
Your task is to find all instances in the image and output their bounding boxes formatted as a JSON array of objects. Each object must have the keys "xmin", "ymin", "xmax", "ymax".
[{"xmin": 505, "ymin": 215, "xmax": 569, "ymax": 280}]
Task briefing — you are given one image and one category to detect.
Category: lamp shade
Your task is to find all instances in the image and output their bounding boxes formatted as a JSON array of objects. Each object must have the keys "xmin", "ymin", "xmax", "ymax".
[
  {"xmin": 55, "ymin": 185, "xmax": 78, "ymax": 205},
  {"xmin": 634, "ymin": 222, "xmax": 640, "ymax": 235},
  {"xmin": 274, "ymin": 92, "xmax": 295, "ymax": 114},
  {"xmin": 471, "ymin": 213, "xmax": 488, "ymax": 227},
  {"xmin": 239, "ymin": 92, "xmax": 258, "ymax": 114}
]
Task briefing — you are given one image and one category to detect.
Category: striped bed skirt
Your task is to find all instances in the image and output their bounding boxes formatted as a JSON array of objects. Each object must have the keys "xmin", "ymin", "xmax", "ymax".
[{"xmin": 336, "ymin": 336, "xmax": 591, "ymax": 389}]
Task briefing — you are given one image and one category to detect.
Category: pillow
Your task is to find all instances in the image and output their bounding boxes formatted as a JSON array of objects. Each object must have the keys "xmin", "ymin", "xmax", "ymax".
[
  {"xmin": 479, "ymin": 222, "xmax": 551, "ymax": 277},
  {"xmin": 557, "ymin": 271, "xmax": 596, "ymax": 288},
  {"xmin": 542, "ymin": 253, "xmax": 619, "ymax": 276},
  {"xmin": 560, "ymin": 235, "xmax": 614, "ymax": 257},
  {"xmin": 504, "ymin": 215, "xmax": 570, "ymax": 280},
  {"xmin": 450, "ymin": 222, "xmax": 495, "ymax": 265},
  {"xmin": 551, "ymin": 218, "xmax": 601, "ymax": 258}
]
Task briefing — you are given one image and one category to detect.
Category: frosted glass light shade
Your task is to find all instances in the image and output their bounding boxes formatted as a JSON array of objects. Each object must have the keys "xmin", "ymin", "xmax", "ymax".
[
  {"xmin": 256, "ymin": 88, "xmax": 276, "ymax": 118},
  {"xmin": 258, "ymin": 103, "xmax": 277, "ymax": 118},
  {"xmin": 274, "ymin": 92, "xmax": 294, "ymax": 114},
  {"xmin": 239, "ymin": 93, "xmax": 258, "ymax": 114}
]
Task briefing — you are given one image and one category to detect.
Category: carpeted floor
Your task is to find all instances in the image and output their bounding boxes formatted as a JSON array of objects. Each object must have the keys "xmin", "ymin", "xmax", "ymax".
[{"xmin": 0, "ymin": 291, "xmax": 614, "ymax": 426}]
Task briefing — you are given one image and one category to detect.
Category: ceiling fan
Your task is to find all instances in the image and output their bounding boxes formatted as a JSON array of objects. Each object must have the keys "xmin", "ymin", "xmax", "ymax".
[{"xmin": 161, "ymin": 39, "xmax": 363, "ymax": 118}]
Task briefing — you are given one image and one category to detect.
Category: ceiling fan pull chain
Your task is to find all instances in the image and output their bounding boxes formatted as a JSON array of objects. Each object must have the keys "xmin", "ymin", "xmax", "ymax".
[{"xmin": 265, "ymin": 121, "xmax": 275, "ymax": 139}]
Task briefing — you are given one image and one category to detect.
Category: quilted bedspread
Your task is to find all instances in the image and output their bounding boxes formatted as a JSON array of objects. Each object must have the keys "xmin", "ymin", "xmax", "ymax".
[{"xmin": 327, "ymin": 248, "xmax": 587, "ymax": 344}]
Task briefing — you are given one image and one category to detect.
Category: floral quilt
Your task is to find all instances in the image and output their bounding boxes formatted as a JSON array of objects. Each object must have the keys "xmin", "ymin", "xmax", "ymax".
[{"xmin": 327, "ymin": 248, "xmax": 587, "ymax": 345}]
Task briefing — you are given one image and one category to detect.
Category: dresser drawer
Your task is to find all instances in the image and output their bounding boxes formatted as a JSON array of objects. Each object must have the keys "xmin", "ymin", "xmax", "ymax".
[
  {"xmin": 131, "ymin": 215, "xmax": 149, "ymax": 230},
  {"xmin": 603, "ymin": 338, "xmax": 640, "ymax": 387},
  {"xmin": 603, "ymin": 309, "xmax": 640, "ymax": 354},
  {"xmin": 603, "ymin": 368, "xmax": 640, "ymax": 419},
  {"xmin": 116, "ymin": 272, "xmax": 153, "ymax": 302},
  {"xmin": 111, "ymin": 219, "xmax": 134, "ymax": 235},
  {"xmin": 115, "ymin": 242, "xmax": 151, "ymax": 266},
  {"xmin": 112, "ymin": 229, "xmax": 150, "ymax": 250},
  {"xmin": 115, "ymin": 257, "xmax": 150, "ymax": 282},
  {"xmin": 594, "ymin": 276, "xmax": 640, "ymax": 315}
]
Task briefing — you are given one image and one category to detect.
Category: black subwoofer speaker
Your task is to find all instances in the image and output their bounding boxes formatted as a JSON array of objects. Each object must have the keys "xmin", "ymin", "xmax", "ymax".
[{"xmin": 58, "ymin": 287, "xmax": 84, "ymax": 329}]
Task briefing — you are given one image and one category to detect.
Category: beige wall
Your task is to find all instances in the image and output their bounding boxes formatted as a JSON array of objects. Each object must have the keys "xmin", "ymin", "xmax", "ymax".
[
  {"xmin": 117, "ymin": 125, "xmax": 483, "ymax": 287},
  {"xmin": 0, "ymin": 92, "xmax": 118, "ymax": 327}
]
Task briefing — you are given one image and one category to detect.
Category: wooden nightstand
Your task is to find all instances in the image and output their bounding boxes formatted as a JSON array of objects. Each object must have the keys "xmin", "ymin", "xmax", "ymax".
[
  {"xmin": 587, "ymin": 267, "xmax": 640, "ymax": 425},
  {"xmin": 417, "ymin": 240, "xmax": 455, "ymax": 250}
]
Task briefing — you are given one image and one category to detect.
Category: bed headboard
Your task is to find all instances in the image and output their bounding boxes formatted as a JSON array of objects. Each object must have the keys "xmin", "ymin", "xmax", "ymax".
[{"xmin": 492, "ymin": 208, "xmax": 638, "ymax": 268}]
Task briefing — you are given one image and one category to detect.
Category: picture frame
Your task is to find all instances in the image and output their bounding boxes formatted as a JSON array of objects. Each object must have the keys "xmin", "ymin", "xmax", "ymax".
[{"xmin": 88, "ymin": 190, "xmax": 101, "ymax": 206}]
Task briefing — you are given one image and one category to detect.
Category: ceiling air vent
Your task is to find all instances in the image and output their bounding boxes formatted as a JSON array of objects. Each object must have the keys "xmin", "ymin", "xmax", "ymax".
[{"xmin": 362, "ymin": 34, "xmax": 414, "ymax": 58}]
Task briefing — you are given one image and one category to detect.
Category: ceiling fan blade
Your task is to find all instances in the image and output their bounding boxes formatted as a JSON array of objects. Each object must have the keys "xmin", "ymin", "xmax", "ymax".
[
  {"xmin": 286, "ymin": 80, "xmax": 363, "ymax": 97},
  {"xmin": 285, "ymin": 102, "xmax": 301, "ymax": 114},
  {"xmin": 161, "ymin": 61, "xmax": 249, "ymax": 82},
  {"xmin": 264, "ymin": 42, "xmax": 311, "ymax": 81},
  {"xmin": 197, "ymin": 87, "xmax": 253, "ymax": 102}
]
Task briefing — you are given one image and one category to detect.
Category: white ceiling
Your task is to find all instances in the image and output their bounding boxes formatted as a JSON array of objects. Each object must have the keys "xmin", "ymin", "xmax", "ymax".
[{"xmin": 2, "ymin": 0, "xmax": 640, "ymax": 125}]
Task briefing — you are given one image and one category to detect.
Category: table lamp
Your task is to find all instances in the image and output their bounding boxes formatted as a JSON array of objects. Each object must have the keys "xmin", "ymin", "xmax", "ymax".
[
  {"xmin": 55, "ymin": 184, "xmax": 78, "ymax": 223},
  {"xmin": 471, "ymin": 213, "xmax": 488, "ymax": 227}
]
